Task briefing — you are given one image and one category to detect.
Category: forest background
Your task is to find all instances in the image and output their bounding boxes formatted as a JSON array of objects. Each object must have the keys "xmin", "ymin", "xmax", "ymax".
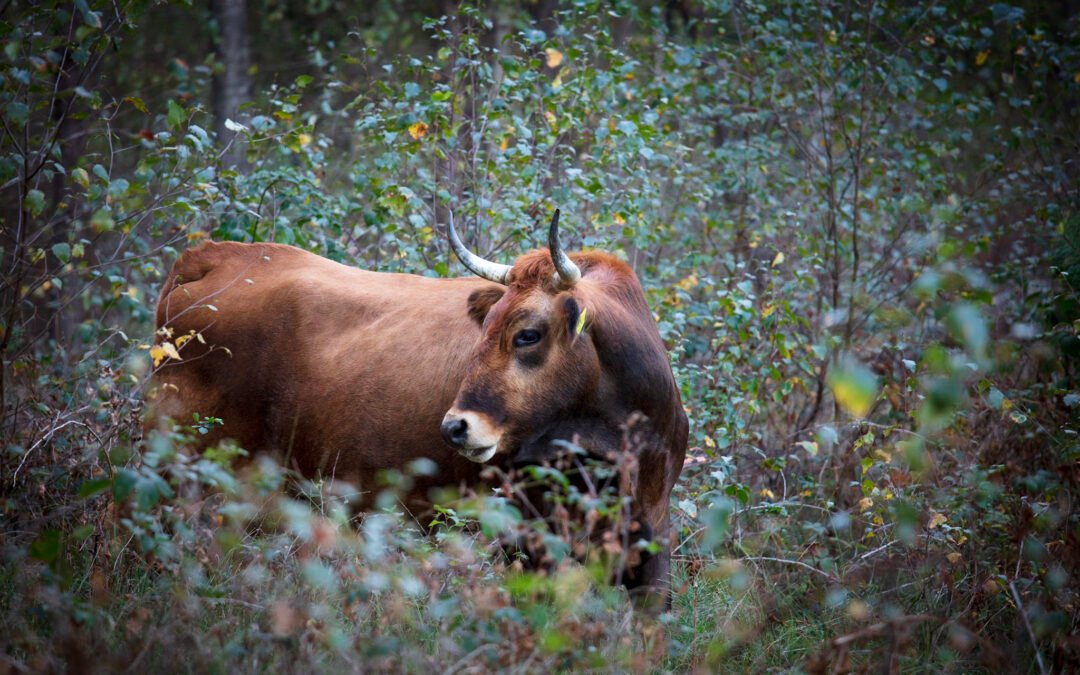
[{"xmin": 1, "ymin": 0, "xmax": 1079, "ymax": 671}]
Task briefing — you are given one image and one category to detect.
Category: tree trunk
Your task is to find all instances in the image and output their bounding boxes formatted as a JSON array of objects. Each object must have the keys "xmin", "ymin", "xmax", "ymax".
[{"xmin": 212, "ymin": 0, "xmax": 250, "ymax": 169}]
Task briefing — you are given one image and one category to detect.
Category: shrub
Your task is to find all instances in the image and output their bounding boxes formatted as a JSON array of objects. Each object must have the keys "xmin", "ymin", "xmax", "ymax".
[{"xmin": 1, "ymin": 0, "xmax": 1077, "ymax": 671}]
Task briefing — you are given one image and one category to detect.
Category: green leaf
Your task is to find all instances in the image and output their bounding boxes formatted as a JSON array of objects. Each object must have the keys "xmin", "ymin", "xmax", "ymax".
[
  {"xmin": 112, "ymin": 469, "xmax": 137, "ymax": 501},
  {"xmin": 72, "ymin": 167, "xmax": 90, "ymax": 189},
  {"xmin": 90, "ymin": 209, "xmax": 115, "ymax": 232},
  {"xmin": 29, "ymin": 529, "xmax": 61, "ymax": 564},
  {"xmin": 107, "ymin": 178, "xmax": 130, "ymax": 199},
  {"xmin": 78, "ymin": 477, "xmax": 112, "ymax": 498},
  {"xmin": 167, "ymin": 99, "xmax": 185, "ymax": 129},
  {"xmin": 945, "ymin": 302, "xmax": 988, "ymax": 361},
  {"xmin": 25, "ymin": 189, "xmax": 45, "ymax": 217},
  {"xmin": 6, "ymin": 102, "xmax": 28, "ymax": 126},
  {"xmin": 702, "ymin": 499, "xmax": 734, "ymax": 549},
  {"xmin": 294, "ymin": 75, "xmax": 312, "ymax": 89},
  {"xmin": 73, "ymin": 0, "xmax": 101, "ymax": 27},
  {"xmin": 51, "ymin": 242, "xmax": 71, "ymax": 263}
]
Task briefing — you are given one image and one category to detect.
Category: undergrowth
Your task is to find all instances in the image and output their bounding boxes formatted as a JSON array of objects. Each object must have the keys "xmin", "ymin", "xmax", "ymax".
[{"xmin": 2, "ymin": 0, "xmax": 1079, "ymax": 672}]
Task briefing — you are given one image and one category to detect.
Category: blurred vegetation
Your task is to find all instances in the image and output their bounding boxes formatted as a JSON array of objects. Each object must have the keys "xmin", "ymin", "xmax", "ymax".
[{"xmin": 1, "ymin": 0, "xmax": 1078, "ymax": 671}]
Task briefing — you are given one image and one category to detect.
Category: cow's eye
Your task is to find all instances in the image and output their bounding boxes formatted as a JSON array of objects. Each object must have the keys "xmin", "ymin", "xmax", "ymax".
[{"xmin": 512, "ymin": 329, "xmax": 542, "ymax": 348}]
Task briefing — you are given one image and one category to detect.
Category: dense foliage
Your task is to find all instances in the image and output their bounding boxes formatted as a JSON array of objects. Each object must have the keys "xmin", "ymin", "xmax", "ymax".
[{"xmin": 2, "ymin": 0, "xmax": 1078, "ymax": 671}]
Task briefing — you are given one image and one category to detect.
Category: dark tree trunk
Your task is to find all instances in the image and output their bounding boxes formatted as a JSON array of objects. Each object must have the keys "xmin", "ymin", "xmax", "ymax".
[
  {"xmin": 212, "ymin": 0, "xmax": 250, "ymax": 169},
  {"xmin": 525, "ymin": 0, "xmax": 558, "ymax": 38}
]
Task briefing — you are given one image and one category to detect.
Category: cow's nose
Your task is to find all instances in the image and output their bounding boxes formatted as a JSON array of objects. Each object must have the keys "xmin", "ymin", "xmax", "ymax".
[{"xmin": 440, "ymin": 415, "xmax": 469, "ymax": 447}]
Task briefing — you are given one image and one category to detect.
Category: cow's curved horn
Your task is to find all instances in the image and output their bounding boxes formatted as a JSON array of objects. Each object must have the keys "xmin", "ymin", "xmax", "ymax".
[
  {"xmin": 446, "ymin": 210, "xmax": 511, "ymax": 285},
  {"xmin": 548, "ymin": 209, "xmax": 581, "ymax": 286}
]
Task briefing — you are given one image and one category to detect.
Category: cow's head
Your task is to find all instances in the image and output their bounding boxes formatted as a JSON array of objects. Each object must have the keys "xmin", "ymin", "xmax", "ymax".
[{"xmin": 440, "ymin": 210, "xmax": 602, "ymax": 463}]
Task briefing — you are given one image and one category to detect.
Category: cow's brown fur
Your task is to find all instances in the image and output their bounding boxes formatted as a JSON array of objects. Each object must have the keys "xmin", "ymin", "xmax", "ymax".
[
  {"xmin": 149, "ymin": 241, "xmax": 497, "ymax": 502},
  {"xmin": 149, "ymin": 239, "xmax": 687, "ymax": 603}
]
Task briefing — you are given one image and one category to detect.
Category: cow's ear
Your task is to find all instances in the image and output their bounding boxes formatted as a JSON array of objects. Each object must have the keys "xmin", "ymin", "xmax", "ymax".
[
  {"xmin": 562, "ymin": 295, "xmax": 587, "ymax": 341},
  {"xmin": 467, "ymin": 287, "xmax": 505, "ymax": 325}
]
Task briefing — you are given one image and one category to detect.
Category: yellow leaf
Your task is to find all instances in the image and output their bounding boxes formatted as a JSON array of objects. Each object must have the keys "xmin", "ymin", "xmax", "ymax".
[
  {"xmin": 858, "ymin": 497, "xmax": 874, "ymax": 512},
  {"xmin": 676, "ymin": 274, "xmax": 698, "ymax": 291},
  {"xmin": 846, "ymin": 600, "xmax": 869, "ymax": 620},
  {"xmin": 612, "ymin": 213, "xmax": 626, "ymax": 225},
  {"xmin": 703, "ymin": 435, "xmax": 716, "ymax": 448},
  {"xmin": 828, "ymin": 356, "xmax": 879, "ymax": 418},
  {"xmin": 149, "ymin": 345, "xmax": 166, "ymax": 367},
  {"xmin": 946, "ymin": 551, "xmax": 962, "ymax": 565},
  {"xmin": 1074, "ymin": 72, "xmax": 1080, "ymax": 84},
  {"xmin": 761, "ymin": 304, "xmax": 776, "ymax": 318},
  {"xmin": 298, "ymin": 133, "xmax": 312, "ymax": 147},
  {"xmin": 175, "ymin": 334, "xmax": 192, "ymax": 348},
  {"xmin": 772, "ymin": 251, "xmax": 785, "ymax": 266},
  {"xmin": 976, "ymin": 50, "xmax": 989, "ymax": 65},
  {"xmin": 545, "ymin": 48, "xmax": 564, "ymax": 69},
  {"xmin": 499, "ymin": 136, "xmax": 509, "ymax": 151},
  {"xmin": 408, "ymin": 121, "xmax": 428, "ymax": 140},
  {"xmin": 759, "ymin": 488, "xmax": 775, "ymax": 500},
  {"xmin": 928, "ymin": 512, "xmax": 947, "ymax": 529},
  {"xmin": 160, "ymin": 341, "xmax": 182, "ymax": 361}
]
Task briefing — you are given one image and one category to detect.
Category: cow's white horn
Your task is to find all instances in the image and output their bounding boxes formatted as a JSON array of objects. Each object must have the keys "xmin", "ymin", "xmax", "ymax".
[
  {"xmin": 446, "ymin": 210, "xmax": 512, "ymax": 285},
  {"xmin": 548, "ymin": 208, "xmax": 581, "ymax": 287}
]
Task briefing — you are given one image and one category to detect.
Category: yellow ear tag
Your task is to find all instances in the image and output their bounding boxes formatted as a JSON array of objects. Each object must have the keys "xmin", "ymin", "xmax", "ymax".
[{"xmin": 575, "ymin": 307, "xmax": 588, "ymax": 336}]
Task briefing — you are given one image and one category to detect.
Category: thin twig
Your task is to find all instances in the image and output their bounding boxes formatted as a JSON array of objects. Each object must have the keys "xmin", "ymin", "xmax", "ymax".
[
  {"xmin": 441, "ymin": 643, "xmax": 496, "ymax": 675},
  {"xmin": 1008, "ymin": 580, "xmax": 1048, "ymax": 675},
  {"xmin": 12, "ymin": 418, "xmax": 89, "ymax": 486},
  {"xmin": 741, "ymin": 555, "xmax": 840, "ymax": 583}
]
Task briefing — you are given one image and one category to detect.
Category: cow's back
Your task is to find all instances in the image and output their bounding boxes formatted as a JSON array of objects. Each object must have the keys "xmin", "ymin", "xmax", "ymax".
[{"xmin": 148, "ymin": 240, "xmax": 492, "ymax": 501}]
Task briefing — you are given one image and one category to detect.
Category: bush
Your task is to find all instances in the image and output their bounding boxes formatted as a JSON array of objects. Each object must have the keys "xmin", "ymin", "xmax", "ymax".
[{"xmin": 1, "ymin": 0, "xmax": 1078, "ymax": 671}]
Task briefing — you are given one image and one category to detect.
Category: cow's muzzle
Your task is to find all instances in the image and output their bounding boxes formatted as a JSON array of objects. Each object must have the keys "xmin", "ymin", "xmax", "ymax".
[{"xmin": 440, "ymin": 409, "xmax": 499, "ymax": 463}]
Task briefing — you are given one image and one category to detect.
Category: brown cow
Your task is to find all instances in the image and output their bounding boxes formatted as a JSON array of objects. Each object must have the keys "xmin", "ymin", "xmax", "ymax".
[{"xmin": 148, "ymin": 211, "xmax": 687, "ymax": 603}]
